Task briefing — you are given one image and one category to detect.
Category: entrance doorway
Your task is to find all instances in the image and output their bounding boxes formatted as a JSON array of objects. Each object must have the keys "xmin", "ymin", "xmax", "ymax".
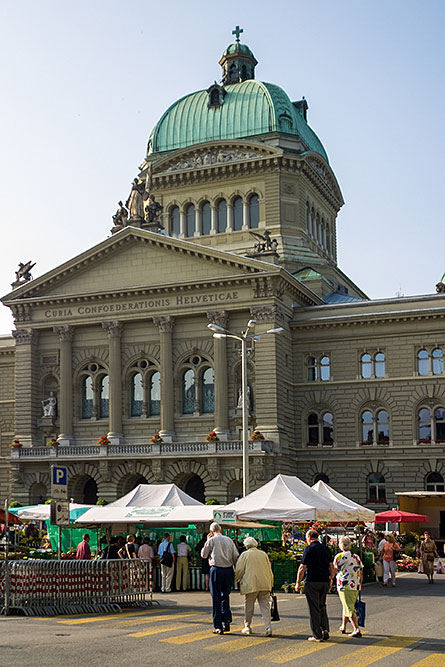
[{"xmin": 184, "ymin": 475, "xmax": 205, "ymax": 503}]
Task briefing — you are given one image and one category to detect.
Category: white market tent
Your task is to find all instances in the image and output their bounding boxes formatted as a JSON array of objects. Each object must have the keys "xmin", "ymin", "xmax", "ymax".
[
  {"xmin": 10, "ymin": 503, "xmax": 94, "ymax": 521},
  {"xmin": 223, "ymin": 474, "xmax": 374, "ymax": 522},
  {"xmin": 108, "ymin": 483, "xmax": 203, "ymax": 507},
  {"xmin": 312, "ymin": 480, "xmax": 375, "ymax": 522}
]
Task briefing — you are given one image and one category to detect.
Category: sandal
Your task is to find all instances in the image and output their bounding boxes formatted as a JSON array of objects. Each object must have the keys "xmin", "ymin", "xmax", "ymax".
[
  {"xmin": 349, "ymin": 630, "xmax": 362, "ymax": 638},
  {"xmin": 213, "ymin": 628, "xmax": 224, "ymax": 635},
  {"xmin": 339, "ymin": 626, "xmax": 347, "ymax": 634}
]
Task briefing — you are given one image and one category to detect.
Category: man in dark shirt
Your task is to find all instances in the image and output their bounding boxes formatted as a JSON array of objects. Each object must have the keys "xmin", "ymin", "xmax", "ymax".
[{"xmin": 296, "ymin": 529, "xmax": 334, "ymax": 642}]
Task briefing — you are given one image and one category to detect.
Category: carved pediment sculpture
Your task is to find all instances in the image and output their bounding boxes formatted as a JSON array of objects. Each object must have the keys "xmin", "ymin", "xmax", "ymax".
[{"xmin": 162, "ymin": 148, "xmax": 260, "ymax": 173}]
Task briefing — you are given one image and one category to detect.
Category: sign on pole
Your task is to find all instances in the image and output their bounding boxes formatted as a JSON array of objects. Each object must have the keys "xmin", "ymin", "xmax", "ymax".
[
  {"xmin": 50, "ymin": 500, "xmax": 70, "ymax": 526},
  {"xmin": 213, "ymin": 509, "xmax": 237, "ymax": 524},
  {"xmin": 51, "ymin": 465, "xmax": 68, "ymax": 500}
]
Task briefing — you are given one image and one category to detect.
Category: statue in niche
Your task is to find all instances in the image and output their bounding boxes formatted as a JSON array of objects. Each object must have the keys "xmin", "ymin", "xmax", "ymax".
[
  {"xmin": 112, "ymin": 201, "xmax": 129, "ymax": 227},
  {"xmin": 237, "ymin": 385, "xmax": 251, "ymax": 410},
  {"xmin": 126, "ymin": 178, "xmax": 147, "ymax": 219},
  {"xmin": 144, "ymin": 194, "xmax": 163, "ymax": 224},
  {"xmin": 15, "ymin": 260, "xmax": 36, "ymax": 282},
  {"xmin": 42, "ymin": 391, "xmax": 57, "ymax": 418}
]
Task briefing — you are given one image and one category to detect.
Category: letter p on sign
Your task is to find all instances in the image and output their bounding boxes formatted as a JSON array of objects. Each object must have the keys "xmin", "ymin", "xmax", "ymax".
[{"xmin": 51, "ymin": 465, "xmax": 68, "ymax": 500}]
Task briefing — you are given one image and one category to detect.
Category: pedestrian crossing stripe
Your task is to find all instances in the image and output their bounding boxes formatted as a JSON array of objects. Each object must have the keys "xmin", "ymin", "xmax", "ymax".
[
  {"xmin": 319, "ymin": 635, "xmax": 422, "ymax": 667},
  {"xmin": 58, "ymin": 608, "xmax": 164, "ymax": 625},
  {"xmin": 205, "ymin": 636, "xmax": 274, "ymax": 652},
  {"xmin": 412, "ymin": 656, "xmax": 445, "ymax": 667},
  {"xmin": 256, "ymin": 633, "xmax": 349, "ymax": 663},
  {"xmin": 161, "ymin": 620, "xmax": 262, "ymax": 645},
  {"xmin": 129, "ymin": 622, "xmax": 202, "ymax": 637},
  {"xmin": 97, "ymin": 611, "xmax": 205, "ymax": 628}
]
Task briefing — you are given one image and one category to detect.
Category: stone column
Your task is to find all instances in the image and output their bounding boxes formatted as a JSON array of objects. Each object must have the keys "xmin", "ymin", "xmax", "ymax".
[
  {"xmin": 195, "ymin": 207, "xmax": 202, "ymax": 237},
  {"xmin": 53, "ymin": 325, "xmax": 74, "ymax": 445},
  {"xmin": 210, "ymin": 205, "xmax": 217, "ymax": 235},
  {"xmin": 207, "ymin": 310, "xmax": 229, "ymax": 438},
  {"xmin": 12, "ymin": 328, "xmax": 40, "ymax": 447},
  {"xmin": 153, "ymin": 316, "xmax": 175, "ymax": 441},
  {"xmin": 226, "ymin": 202, "xmax": 233, "ymax": 233},
  {"xmin": 102, "ymin": 321, "xmax": 123, "ymax": 443},
  {"xmin": 179, "ymin": 209, "xmax": 185, "ymax": 237},
  {"xmin": 242, "ymin": 200, "xmax": 249, "ymax": 230}
]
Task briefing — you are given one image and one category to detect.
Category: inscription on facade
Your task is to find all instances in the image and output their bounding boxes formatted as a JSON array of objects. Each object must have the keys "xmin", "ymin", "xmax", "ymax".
[{"xmin": 43, "ymin": 291, "xmax": 239, "ymax": 319}]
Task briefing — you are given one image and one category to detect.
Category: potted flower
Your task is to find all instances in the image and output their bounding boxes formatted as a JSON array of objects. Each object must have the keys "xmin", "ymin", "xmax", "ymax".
[
  {"xmin": 9, "ymin": 438, "xmax": 23, "ymax": 449},
  {"xmin": 46, "ymin": 437, "xmax": 58, "ymax": 448},
  {"xmin": 96, "ymin": 435, "xmax": 110, "ymax": 446},
  {"xmin": 250, "ymin": 430, "xmax": 265, "ymax": 441},
  {"xmin": 205, "ymin": 430, "xmax": 219, "ymax": 442},
  {"xmin": 150, "ymin": 433, "xmax": 163, "ymax": 444},
  {"xmin": 419, "ymin": 438, "xmax": 431, "ymax": 444},
  {"xmin": 306, "ymin": 441, "xmax": 318, "ymax": 447},
  {"xmin": 361, "ymin": 440, "xmax": 373, "ymax": 446}
]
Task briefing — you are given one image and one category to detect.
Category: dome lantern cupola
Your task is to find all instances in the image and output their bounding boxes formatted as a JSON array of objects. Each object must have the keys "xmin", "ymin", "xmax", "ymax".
[{"xmin": 219, "ymin": 26, "xmax": 258, "ymax": 85}]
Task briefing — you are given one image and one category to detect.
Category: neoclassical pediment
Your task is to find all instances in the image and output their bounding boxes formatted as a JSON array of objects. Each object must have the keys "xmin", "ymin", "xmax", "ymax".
[
  {"xmin": 304, "ymin": 153, "xmax": 344, "ymax": 205},
  {"xmin": 150, "ymin": 141, "xmax": 281, "ymax": 175}
]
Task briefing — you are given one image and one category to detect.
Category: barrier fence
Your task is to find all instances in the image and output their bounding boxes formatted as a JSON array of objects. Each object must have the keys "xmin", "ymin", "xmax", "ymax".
[{"xmin": 0, "ymin": 559, "xmax": 156, "ymax": 616}]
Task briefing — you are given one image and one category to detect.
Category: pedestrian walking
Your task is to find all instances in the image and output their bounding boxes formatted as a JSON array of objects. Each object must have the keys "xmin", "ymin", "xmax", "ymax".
[
  {"xmin": 75, "ymin": 534, "xmax": 91, "ymax": 560},
  {"xmin": 176, "ymin": 535, "xmax": 192, "ymax": 591},
  {"xmin": 295, "ymin": 529, "xmax": 334, "ymax": 642},
  {"xmin": 158, "ymin": 533, "xmax": 176, "ymax": 593},
  {"xmin": 200, "ymin": 522, "xmax": 239, "ymax": 635},
  {"xmin": 333, "ymin": 536, "xmax": 363, "ymax": 638},
  {"xmin": 420, "ymin": 532, "xmax": 439, "ymax": 584},
  {"xmin": 234, "ymin": 536, "xmax": 274, "ymax": 636},
  {"xmin": 381, "ymin": 534, "xmax": 401, "ymax": 587}
]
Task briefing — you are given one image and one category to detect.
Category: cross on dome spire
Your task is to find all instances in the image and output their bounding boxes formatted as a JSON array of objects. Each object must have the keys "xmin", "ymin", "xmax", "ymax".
[{"xmin": 232, "ymin": 25, "xmax": 243, "ymax": 43}]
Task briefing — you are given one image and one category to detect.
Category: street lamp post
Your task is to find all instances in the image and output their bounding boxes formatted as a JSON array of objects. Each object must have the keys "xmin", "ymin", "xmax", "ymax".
[{"xmin": 208, "ymin": 319, "xmax": 283, "ymax": 497}]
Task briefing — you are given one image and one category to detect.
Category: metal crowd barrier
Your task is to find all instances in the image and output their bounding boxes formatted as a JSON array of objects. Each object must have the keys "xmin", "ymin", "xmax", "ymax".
[{"xmin": 0, "ymin": 559, "xmax": 157, "ymax": 616}]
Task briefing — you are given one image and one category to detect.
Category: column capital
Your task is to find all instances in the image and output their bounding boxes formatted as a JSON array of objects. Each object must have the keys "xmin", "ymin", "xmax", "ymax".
[
  {"xmin": 250, "ymin": 304, "xmax": 280, "ymax": 324},
  {"xmin": 206, "ymin": 310, "xmax": 228, "ymax": 330},
  {"xmin": 102, "ymin": 321, "xmax": 123, "ymax": 337},
  {"xmin": 153, "ymin": 315, "xmax": 174, "ymax": 333},
  {"xmin": 12, "ymin": 328, "xmax": 39, "ymax": 345},
  {"xmin": 53, "ymin": 325, "xmax": 74, "ymax": 342}
]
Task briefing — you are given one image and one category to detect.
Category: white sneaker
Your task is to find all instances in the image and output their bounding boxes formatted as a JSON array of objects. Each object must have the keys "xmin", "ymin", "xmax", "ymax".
[
  {"xmin": 241, "ymin": 626, "xmax": 252, "ymax": 635},
  {"xmin": 265, "ymin": 627, "xmax": 272, "ymax": 637}
]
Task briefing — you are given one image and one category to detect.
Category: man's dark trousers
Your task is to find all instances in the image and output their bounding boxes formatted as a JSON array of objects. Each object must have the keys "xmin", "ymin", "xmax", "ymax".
[
  {"xmin": 304, "ymin": 581, "xmax": 330, "ymax": 639},
  {"xmin": 209, "ymin": 566, "xmax": 234, "ymax": 630}
]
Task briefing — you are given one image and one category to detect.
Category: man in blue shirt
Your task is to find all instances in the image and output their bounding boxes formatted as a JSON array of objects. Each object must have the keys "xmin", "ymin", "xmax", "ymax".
[
  {"xmin": 296, "ymin": 529, "xmax": 334, "ymax": 642},
  {"xmin": 158, "ymin": 533, "xmax": 176, "ymax": 593}
]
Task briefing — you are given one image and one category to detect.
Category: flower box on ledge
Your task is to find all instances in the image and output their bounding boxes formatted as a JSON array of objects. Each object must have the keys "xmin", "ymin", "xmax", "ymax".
[
  {"xmin": 321, "ymin": 441, "xmax": 333, "ymax": 447},
  {"xmin": 205, "ymin": 431, "xmax": 219, "ymax": 442},
  {"xmin": 360, "ymin": 441, "xmax": 374, "ymax": 446},
  {"xmin": 9, "ymin": 439, "xmax": 23, "ymax": 449},
  {"xmin": 150, "ymin": 433, "xmax": 163, "ymax": 444},
  {"xmin": 306, "ymin": 442, "xmax": 318, "ymax": 447},
  {"xmin": 250, "ymin": 430, "xmax": 265, "ymax": 441},
  {"xmin": 96, "ymin": 435, "xmax": 111, "ymax": 446},
  {"xmin": 418, "ymin": 439, "xmax": 431, "ymax": 444}
]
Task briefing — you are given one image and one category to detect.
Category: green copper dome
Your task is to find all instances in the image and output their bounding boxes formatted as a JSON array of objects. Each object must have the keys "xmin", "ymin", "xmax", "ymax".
[
  {"xmin": 222, "ymin": 42, "xmax": 255, "ymax": 57},
  {"xmin": 147, "ymin": 79, "xmax": 329, "ymax": 162}
]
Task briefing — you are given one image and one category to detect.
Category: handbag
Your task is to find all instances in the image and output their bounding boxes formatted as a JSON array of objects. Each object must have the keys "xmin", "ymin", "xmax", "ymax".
[
  {"xmin": 160, "ymin": 543, "xmax": 173, "ymax": 567},
  {"xmin": 436, "ymin": 558, "xmax": 444, "ymax": 574},
  {"xmin": 374, "ymin": 561, "xmax": 384, "ymax": 578},
  {"xmin": 355, "ymin": 591, "xmax": 366, "ymax": 628},
  {"xmin": 270, "ymin": 591, "xmax": 280, "ymax": 622}
]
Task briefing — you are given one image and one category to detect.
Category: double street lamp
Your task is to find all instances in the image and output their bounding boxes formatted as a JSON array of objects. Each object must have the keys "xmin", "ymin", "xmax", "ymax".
[{"xmin": 207, "ymin": 319, "xmax": 284, "ymax": 497}]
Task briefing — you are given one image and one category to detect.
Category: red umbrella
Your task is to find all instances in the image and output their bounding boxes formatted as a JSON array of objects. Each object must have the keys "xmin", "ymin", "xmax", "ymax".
[
  {"xmin": 375, "ymin": 510, "xmax": 429, "ymax": 523},
  {"xmin": 0, "ymin": 509, "xmax": 22, "ymax": 525}
]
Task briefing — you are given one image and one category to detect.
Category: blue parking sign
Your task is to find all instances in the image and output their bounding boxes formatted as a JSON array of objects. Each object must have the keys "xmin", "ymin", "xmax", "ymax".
[{"xmin": 51, "ymin": 465, "xmax": 68, "ymax": 499}]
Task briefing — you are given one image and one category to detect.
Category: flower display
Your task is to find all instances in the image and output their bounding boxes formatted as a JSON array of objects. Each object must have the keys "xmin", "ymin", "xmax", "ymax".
[
  {"xmin": 205, "ymin": 430, "xmax": 219, "ymax": 441},
  {"xmin": 250, "ymin": 430, "xmax": 265, "ymax": 441},
  {"xmin": 46, "ymin": 437, "xmax": 58, "ymax": 447},
  {"xmin": 150, "ymin": 433, "xmax": 163, "ymax": 443},
  {"xmin": 96, "ymin": 435, "xmax": 110, "ymax": 446},
  {"xmin": 396, "ymin": 554, "xmax": 420, "ymax": 572},
  {"xmin": 9, "ymin": 438, "xmax": 23, "ymax": 449}
]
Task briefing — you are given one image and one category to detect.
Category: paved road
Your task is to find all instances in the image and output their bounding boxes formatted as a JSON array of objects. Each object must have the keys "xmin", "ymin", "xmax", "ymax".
[{"xmin": 0, "ymin": 573, "xmax": 444, "ymax": 666}]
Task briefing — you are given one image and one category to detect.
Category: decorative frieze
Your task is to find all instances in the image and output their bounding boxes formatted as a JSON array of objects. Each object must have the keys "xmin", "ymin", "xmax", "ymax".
[
  {"xmin": 161, "ymin": 148, "xmax": 260, "ymax": 173},
  {"xmin": 10, "ymin": 303, "xmax": 31, "ymax": 323},
  {"xmin": 250, "ymin": 304, "xmax": 281, "ymax": 324}
]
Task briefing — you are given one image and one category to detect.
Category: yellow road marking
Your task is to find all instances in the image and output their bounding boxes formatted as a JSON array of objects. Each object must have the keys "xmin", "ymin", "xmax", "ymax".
[
  {"xmin": 58, "ymin": 608, "xmax": 164, "ymax": 625},
  {"xmin": 257, "ymin": 633, "xmax": 349, "ymax": 663},
  {"xmin": 411, "ymin": 656, "xmax": 445, "ymax": 667},
  {"xmin": 96, "ymin": 611, "xmax": 205, "ymax": 628},
  {"xmin": 129, "ymin": 622, "xmax": 201, "ymax": 637},
  {"xmin": 205, "ymin": 636, "xmax": 274, "ymax": 652},
  {"xmin": 161, "ymin": 621, "xmax": 260, "ymax": 645},
  {"xmin": 320, "ymin": 635, "xmax": 422, "ymax": 667}
]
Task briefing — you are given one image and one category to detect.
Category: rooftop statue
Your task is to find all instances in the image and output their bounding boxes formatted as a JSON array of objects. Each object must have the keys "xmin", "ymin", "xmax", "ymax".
[
  {"xmin": 126, "ymin": 178, "xmax": 147, "ymax": 219},
  {"xmin": 15, "ymin": 261, "xmax": 36, "ymax": 283},
  {"xmin": 112, "ymin": 201, "xmax": 129, "ymax": 228},
  {"xmin": 248, "ymin": 230, "xmax": 279, "ymax": 256},
  {"xmin": 145, "ymin": 193, "xmax": 163, "ymax": 224}
]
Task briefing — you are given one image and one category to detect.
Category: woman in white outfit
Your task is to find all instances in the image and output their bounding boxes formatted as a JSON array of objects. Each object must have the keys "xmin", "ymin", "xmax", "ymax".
[{"xmin": 234, "ymin": 536, "xmax": 274, "ymax": 636}]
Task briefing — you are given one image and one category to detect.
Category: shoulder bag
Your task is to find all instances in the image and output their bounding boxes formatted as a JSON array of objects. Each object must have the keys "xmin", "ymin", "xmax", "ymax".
[
  {"xmin": 270, "ymin": 589, "xmax": 280, "ymax": 622},
  {"xmin": 160, "ymin": 542, "xmax": 173, "ymax": 568}
]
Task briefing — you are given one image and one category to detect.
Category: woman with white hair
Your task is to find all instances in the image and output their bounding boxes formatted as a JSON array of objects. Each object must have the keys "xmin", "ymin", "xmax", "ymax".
[
  {"xmin": 333, "ymin": 536, "xmax": 363, "ymax": 638},
  {"xmin": 234, "ymin": 536, "xmax": 274, "ymax": 636}
]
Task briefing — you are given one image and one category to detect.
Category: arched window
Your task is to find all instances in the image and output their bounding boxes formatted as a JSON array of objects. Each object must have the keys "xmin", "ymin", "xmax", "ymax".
[
  {"xmin": 202, "ymin": 201, "xmax": 211, "ymax": 235},
  {"xmin": 184, "ymin": 475, "xmax": 206, "ymax": 503},
  {"xmin": 308, "ymin": 413, "xmax": 319, "ymax": 444},
  {"xmin": 210, "ymin": 88, "xmax": 220, "ymax": 106},
  {"xmin": 83, "ymin": 478, "xmax": 98, "ymax": 505},
  {"xmin": 170, "ymin": 205, "xmax": 180, "ymax": 236},
  {"xmin": 81, "ymin": 376, "xmax": 94, "ymax": 419},
  {"xmin": 233, "ymin": 196, "xmax": 243, "ymax": 231},
  {"xmin": 314, "ymin": 473, "xmax": 329, "ymax": 484},
  {"xmin": 361, "ymin": 410, "xmax": 374, "ymax": 444},
  {"xmin": 248, "ymin": 194, "xmax": 259, "ymax": 228},
  {"xmin": 425, "ymin": 472, "xmax": 445, "ymax": 492},
  {"xmin": 306, "ymin": 203, "xmax": 311, "ymax": 235},
  {"xmin": 99, "ymin": 375, "xmax": 109, "ymax": 418},
  {"xmin": 434, "ymin": 407, "xmax": 445, "ymax": 442},
  {"xmin": 227, "ymin": 479, "xmax": 243, "ymax": 503},
  {"xmin": 149, "ymin": 371, "xmax": 161, "ymax": 416},
  {"xmin": 130, "ymin": 372, "xmax": 143, "ymax": 417},
  {"xmin": 307, "ymin": 357, "xmax": 318, "ymax": 381},
  {"xmin": 418, "ymin": 408, "xmax": 432, "ymax": 442},
  {"xmin": 185, "ymin": 203, "xmax": 195, "ymax": 237},
  {"xmin": 320, "ymin": 356, "xmax": 330, "ymax": 381},
  {"xmin": 374, "ymin": 352, "xmax": 385, "ymax": 378},
  {"xmin": 368, "ymin": 473, "xmax": 386, "ymax": 502},
  {"xmin": 201, "ymin": 367, "xmax": 214, "ymax": 413},
  {"xmin": 432, "ymin": 348, "xmax": 443, "ymax": 375},
  {"xmin": 361, "ymin": 353, "xmax": 372, "ymax": 379},
  {"xmin": 377, "ymin": 410, "xmax": 390, "ymax": 444},
  {"xmin": 217, "ymin": 199, "xmax": 227, "ymax": 233},
  {"xmin": 182, "ymin": 369, "xmax": 195, "ymax": 414},
  {"xmin": 322, "ymin": 413, "xmax": 334, "ymax": 444},
  {"xmin": 417, "ymin": 349, "xmax": 429, "ymax": 376},
  {"xmin": 30, "ymin": 482, "xmax": 47, "ymax": 504}
]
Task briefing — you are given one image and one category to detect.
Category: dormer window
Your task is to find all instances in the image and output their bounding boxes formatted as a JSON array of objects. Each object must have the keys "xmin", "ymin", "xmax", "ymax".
[{"xmin": 207, "ymin": 84, "xmax": 225, "ymax": 109}]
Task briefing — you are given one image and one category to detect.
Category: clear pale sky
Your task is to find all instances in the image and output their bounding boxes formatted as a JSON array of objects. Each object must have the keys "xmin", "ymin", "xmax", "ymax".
[{"xmin": 1, "ymin": 1, "xmax": 444, "ymax": 334}]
